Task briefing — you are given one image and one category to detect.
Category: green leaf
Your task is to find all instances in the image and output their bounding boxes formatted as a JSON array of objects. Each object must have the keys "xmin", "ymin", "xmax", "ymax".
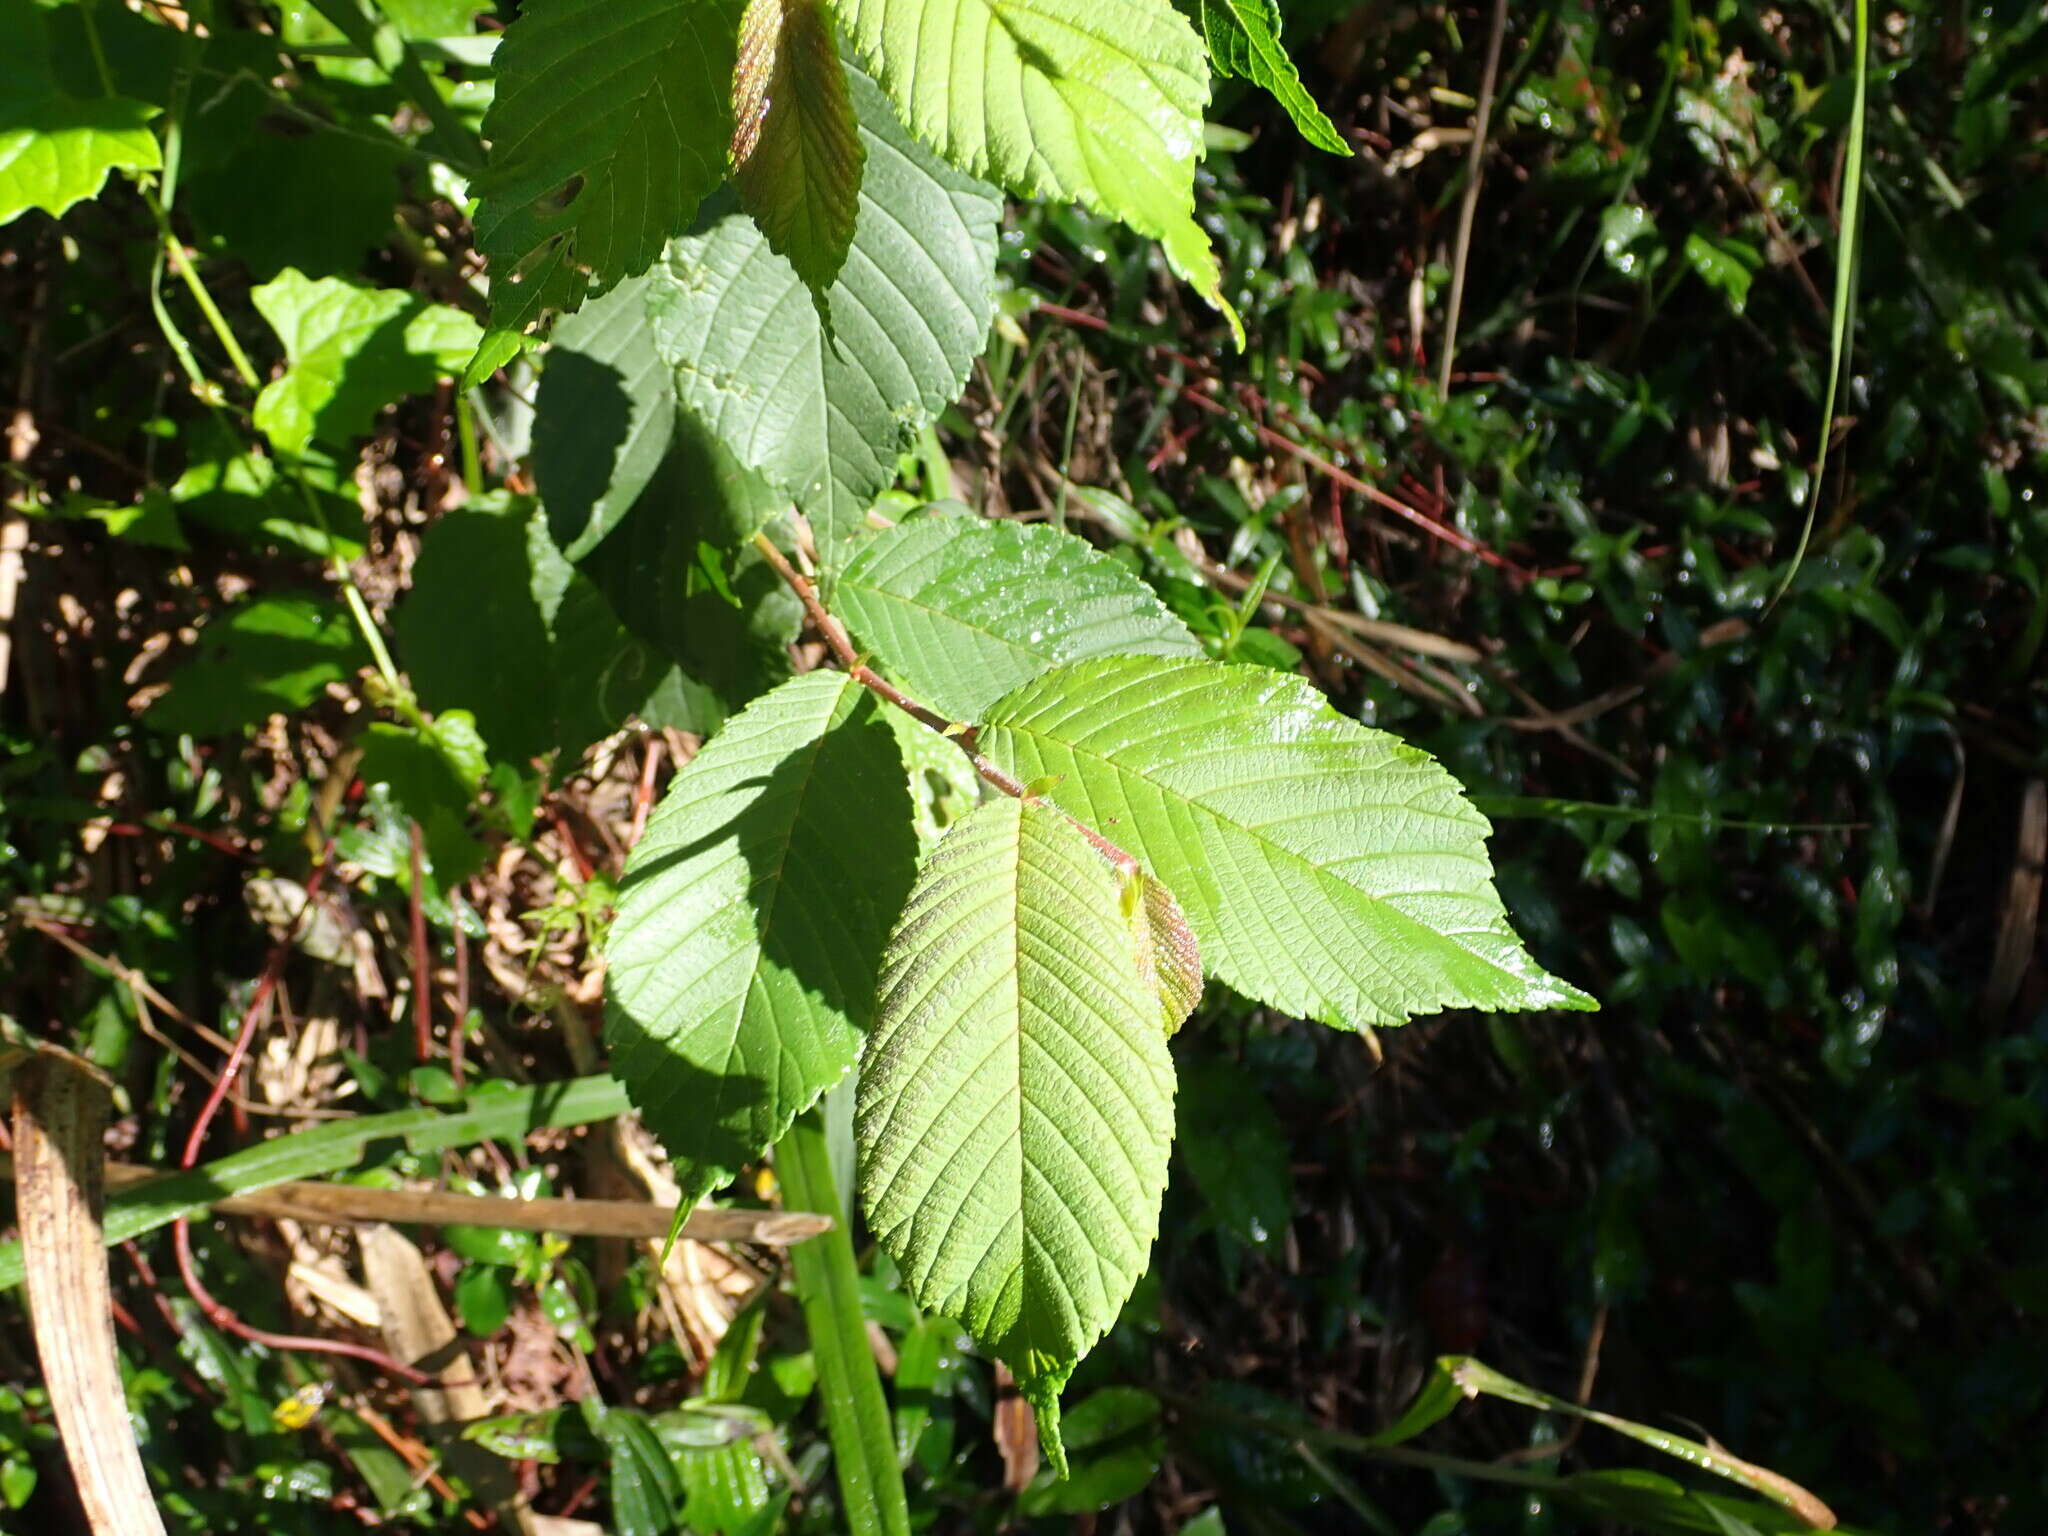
[
  {"xmin": 1176, "ymin": 1059, "xmax": 1289, "ymax": 1246},
  {"xmin": 731, "ymin": 0, "xmax": 864, "ymax": 292},
  {"xmin": 354, "ymin": 716, "xmax": 488, "ymax": 884},
  {"xmin": 1682, "ymin": 231, "xmax": 1762, "ymax": 315},
  {"xmin": 829, "ymin": 516, "xmax": 1202, "ymax": 719},
  {"xmin": 977, "ymin": 656, "xmax": 1597, "ymax": 1028},
  {"xmin": 829, "ymin": 0, "xmax": 1235, "ymax": 334},
  {"xmin": 473, "ymin": 0, "xmax": 742, "ymax": 329},
  {"xmin": 395, "ymin": 499, "xmax": 691, "ymax": 761},
  {"xmin": 575, "ymin": 426, "xmax": 800, "ymax": 721},
  {"xmin": 454, "ymin": 1266, "xmax": 515, "ymax": 1338},
  {"xmin": 856, "ymin": 796, "xmax": 1175, "ymax": 1468},
  {"xmin": 251, "ymin": 270, "xmax": 482, "ymax": 456},
  {"xmin": 533, "ymin": 273, "xmax": 677, "ymax": 560},
  {"xmin": 0, "ymin": 93, "xmax": 161, "ymax": 227},
  {"xmin": 606, "ymin": 672, "xmax": 917, "ymax": 1207},
  {"xmin": 169, "ymin": 418, "xmax": 362, "ymax": 560},
  {"xmin": 1179, "ymin": 0, "xmax": 1348, "ymax": 155},
  {"xmin": 647, "ymin": 66, "xmax": 999, "ymax": 549},
  {"xmin": 147, "ymin": 598, "xmax": 369, "ymax": 738},
  {"xmin": 181, "ymin": 80, "xmax": 401, "ymax": 279}
]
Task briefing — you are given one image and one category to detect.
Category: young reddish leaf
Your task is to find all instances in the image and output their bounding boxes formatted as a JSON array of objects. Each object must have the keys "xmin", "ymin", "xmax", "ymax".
[
  {"xmin": 732, "ymin": 0, "xmax": 865, "ymax": 291},
  {"xmin": 1124, "ymin": 869, "xmax": 1202, "ymax": 1035}
]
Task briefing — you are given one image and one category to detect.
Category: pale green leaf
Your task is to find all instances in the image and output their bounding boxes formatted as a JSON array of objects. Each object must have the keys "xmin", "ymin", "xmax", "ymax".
[
  {"xmin": 473, "ymin": 0, "xmax": 742, "ymax": 326},
  {"xmin": 856, "ymin": 796, "xmax": 1174, "ymax": 1463},
  {"xmin": 1180, "ymin": 0, "xmax": 1347, "ymax": 155},
  {"xmin": 251, "ymin": 270, "xmax": 482, "ymax": 455},
  {"xmin": 731, "ymin": 0, "xmax": 864, "ymax": 292},
  {"xmin": 648, "ymin": 66, "xmax": 999, "ymax": 549},
  {"xmin": 0, "ymin": 94, "xmax": 161, "ymax": 226},
  {"xmin": 829, "ymin": 516, "xmax": 1202, "ymax": 719},
  {"xmin": 607, "ymin": 673, "xmax": 917, "ymax": 1206},
  {"xmin": 829, "ymin": 0, "xmax": 1235, "ymax": 333},
  {"xmin": 883, "ymin": 707, "xmax": 979, "ymax": 855},
  {"xmin": 978, "ymin": 656, "xmax": 1598, "ymax": 1028}
]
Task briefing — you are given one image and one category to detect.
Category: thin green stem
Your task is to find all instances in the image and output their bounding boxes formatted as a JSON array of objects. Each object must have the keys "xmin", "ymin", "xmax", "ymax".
[
  {"xmin": 457, "ymin": 392, "xmax": 484, "ymax": 493},
  {"xmin": 1771, "ymin": 0, "xmax": 1867, "ymax": 605},
  {"xmin": 342, "ymin": 580, "xmax": 409, "ymax": 707},
  {"xmin": 774, "ymin": 1106, "xmax": 911, "ymax": 1536},
  {"xmin": 155, "ymin": 220, "xmax": 261, "ymax": 391}
]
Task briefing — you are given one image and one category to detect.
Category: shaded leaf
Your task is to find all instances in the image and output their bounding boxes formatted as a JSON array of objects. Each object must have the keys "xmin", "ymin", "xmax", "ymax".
[
  {"xmin": 731, "ymin": 0, "xmax": 864, "ymax": 291},
  {"xmin": 394, "ymin": 498, "xmax": 694, "ymax": 762},
  {"xmin": 607, "ymin": 673, "xmax": 917, "ymax": 1208},
  {"xmin": 147, "ymin": 598, "xmax": 368, "ymax": 737},
  {"xmin": 575, "ymin": 420, "xmax": 800, "ymax": 721},
  {"xmin": 473, "ymin": 0, "xmax": 743, "ymax": 336},
  {"xmin": 533, "ymin": 273, "xmax": 676, "ymax": 560}
]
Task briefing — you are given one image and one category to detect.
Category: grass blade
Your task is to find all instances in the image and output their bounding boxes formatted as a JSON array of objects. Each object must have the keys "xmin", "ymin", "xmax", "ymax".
[
  {"xmin": 1772, "ymin": 0, "xmax": 1867, "ymax": 603},
  {"xmin": 776, "ymin": 1102, "xmax": 911, "ymax": 1536},
  {"xmin": 0, "ymin": 1074, "xmax": 632, "ymax": 1291}
]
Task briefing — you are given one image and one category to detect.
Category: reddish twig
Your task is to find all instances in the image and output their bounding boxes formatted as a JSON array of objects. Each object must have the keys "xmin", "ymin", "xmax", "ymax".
[
  {"xmin": 449, "ymin": 914, "xmax": 470, "ymax": 1091},
  {"xmin": 749, "ymin": 531, "xmax": 1140, "ymax": 876},
  {"xmin": 1160, "ymin": 376, "xmax": 1532, "ymax": 579},
  {"xmin": 171, "ymin": 846, "xmax": 431, "ymax": 1387},
  {"xmin": 408, "ymin": 821, "xmax": 431, "ymax": 1065},
  {"xmin": 171, "ymin": 1220, "xmax": 429, "ymax": 1385},
  {"xmin": 627, "ymin": 735, "xmax": 662, "ymax": 851}
]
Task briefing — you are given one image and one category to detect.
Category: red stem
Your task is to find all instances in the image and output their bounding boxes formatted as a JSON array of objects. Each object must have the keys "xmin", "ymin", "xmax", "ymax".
[
  {"xmin": 408, "ymin": 821, "xmax": 431, "ymax": 1065},
  {"xmin": 172, "ymin": 843, "xmax": 430, "ymax": 1387},
  {"xmin": 749, "ymin": 532, "xmax": 1140, "ymax": 876}
]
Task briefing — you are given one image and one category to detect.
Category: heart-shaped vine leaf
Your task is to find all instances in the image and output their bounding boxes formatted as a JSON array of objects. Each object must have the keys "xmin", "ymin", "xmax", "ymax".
[
  {"xmin": 978, "ymin": 655, "xmax": 1598, "ymax": 1029},
  {"xmin": 608, "ymin": 672, "xmax": 917, "ymax": 1208},
  {"xmin": 857, "ymin": 796, "xmax": 1176, "ymax": 1472},
  {"xmin": 830, "ymin": 516, "xmax": 1202, "ymax": 719}
]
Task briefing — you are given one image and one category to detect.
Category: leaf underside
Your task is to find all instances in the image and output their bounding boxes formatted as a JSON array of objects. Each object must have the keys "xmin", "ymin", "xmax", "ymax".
[
  {"xmin": 828, "ymin": 0, "xmax": 1234, "ymax": 332},
  {"xmin": 731, "ymin": 0, "xmax": 865, "ymax": 292},
  {"xmin": 857, "ymin": 797, "xmax": 1175, "ymax": 1469},
  {"xmin": 830, "ymin": 516, "xmax": 1203, "ymax": 719},
  {"xmin": 978, "ymin": 655, "xmax": 1597, "ymax": 1029}
]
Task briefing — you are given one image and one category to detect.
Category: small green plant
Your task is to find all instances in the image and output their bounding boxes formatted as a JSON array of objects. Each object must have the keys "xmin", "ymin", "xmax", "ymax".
[
  {"xmin": 604, "ymin": 516, "xmax": 1595, "ymax": 1469},
  {"xmin": 4, "ymin": 0, "xmax": 1597, "ymax": 1499}
]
